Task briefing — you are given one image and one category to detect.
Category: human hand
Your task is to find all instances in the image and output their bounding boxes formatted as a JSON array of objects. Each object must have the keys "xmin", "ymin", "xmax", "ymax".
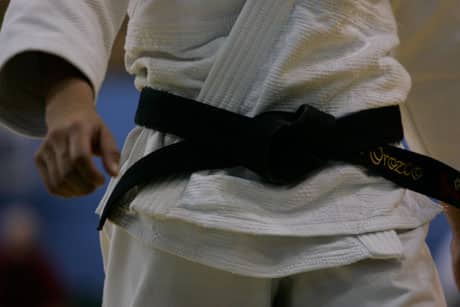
[{"xmin": 34, "ymin": 78, "xmax": 120, "ymax": 197}]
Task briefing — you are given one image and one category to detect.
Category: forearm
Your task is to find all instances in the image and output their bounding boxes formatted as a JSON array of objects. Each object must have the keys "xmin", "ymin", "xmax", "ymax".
[
  {"xmin": 38, "ymin": 56, "xmax": 96, "ymax": 127},
  {"xmin": 0, "ymin": 51, "xmax": 94, "ymax": 124}
]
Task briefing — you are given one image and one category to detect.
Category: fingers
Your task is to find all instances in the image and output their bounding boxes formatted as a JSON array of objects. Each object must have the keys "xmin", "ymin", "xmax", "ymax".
[
  {"xmin": 35, "ymin": 144, "xmax": 74, "ymax": 197},
  {"xmin": 34, "ymin": 120, "xmax": 107, "ymax": 197},
  {"xmin": 69, "ymin": 123, "xmax": 105, "ymax": 187},
  {"xmin": 35, "ymin": 132, "xmax": 81, "ymax": 197},
  {"xmin": 98, "ymin": 126, "xmax": 120, "ymax": 177}
]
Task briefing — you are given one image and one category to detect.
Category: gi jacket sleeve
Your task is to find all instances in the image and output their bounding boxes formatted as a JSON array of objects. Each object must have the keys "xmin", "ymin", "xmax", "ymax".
[{"xmin": 0, "ymin": 0, "xmax": 130, "ymax": 137}]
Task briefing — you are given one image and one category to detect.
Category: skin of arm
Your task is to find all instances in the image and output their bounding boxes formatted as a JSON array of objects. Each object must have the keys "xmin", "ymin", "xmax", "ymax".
[{"xmin": 7, "ymin": 51, "xmax": 121, "ymax": 197}]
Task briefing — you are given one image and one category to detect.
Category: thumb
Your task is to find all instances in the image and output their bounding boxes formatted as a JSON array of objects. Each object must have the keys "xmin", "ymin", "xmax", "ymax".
[{"xmin": 98, "ymin": 125, "xmax": 120, "ymax": 177}]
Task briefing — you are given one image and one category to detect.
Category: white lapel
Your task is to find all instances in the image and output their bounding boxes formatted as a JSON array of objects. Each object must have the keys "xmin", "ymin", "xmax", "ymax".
[{"xmin": 197, "ymin": 0, "xmax": 296, "ymax": 113}]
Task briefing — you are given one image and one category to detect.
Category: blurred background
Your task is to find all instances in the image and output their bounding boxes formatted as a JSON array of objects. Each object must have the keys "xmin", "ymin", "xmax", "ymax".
[{"xmin": 0, "ymin": 1, "xmax": 459, "ymax": 306}]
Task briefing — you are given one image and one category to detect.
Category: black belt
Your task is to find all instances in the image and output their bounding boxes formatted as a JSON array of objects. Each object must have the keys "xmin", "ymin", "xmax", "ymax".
[{"xmin": 97, "ymin": 88, "xmax": 460, "ymax": 230}]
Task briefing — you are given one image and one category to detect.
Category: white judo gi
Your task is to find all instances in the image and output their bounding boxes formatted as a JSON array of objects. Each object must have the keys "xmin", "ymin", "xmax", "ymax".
[{"xmin": 1, "ymin": 0, "xmax": 459, "ymax": 306}]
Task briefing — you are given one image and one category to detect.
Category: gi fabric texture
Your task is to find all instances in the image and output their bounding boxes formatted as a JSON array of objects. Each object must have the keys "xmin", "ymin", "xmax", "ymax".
[
  {"xmin": 100, "ymin": 222, "xmax": 446, "ymax": 307},
  {"xmin": 0, "ymin": 0, "xmax": 446, "ymax": 276}
]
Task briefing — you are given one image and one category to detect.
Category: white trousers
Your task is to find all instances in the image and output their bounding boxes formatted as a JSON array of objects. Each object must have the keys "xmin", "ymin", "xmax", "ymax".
[{"xmin": 100, "ymin": 222, "xmax": 446, "ymax": 307}]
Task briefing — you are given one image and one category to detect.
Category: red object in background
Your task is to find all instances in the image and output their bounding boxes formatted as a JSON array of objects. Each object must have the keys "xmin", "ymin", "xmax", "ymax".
[
  {"xmin": 0, "ymin": 206, "xmax": 69, "ymax": 307},
  {"xmin": 0, "ymin": 246, "xmax": 67, "ymax": 307}
]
